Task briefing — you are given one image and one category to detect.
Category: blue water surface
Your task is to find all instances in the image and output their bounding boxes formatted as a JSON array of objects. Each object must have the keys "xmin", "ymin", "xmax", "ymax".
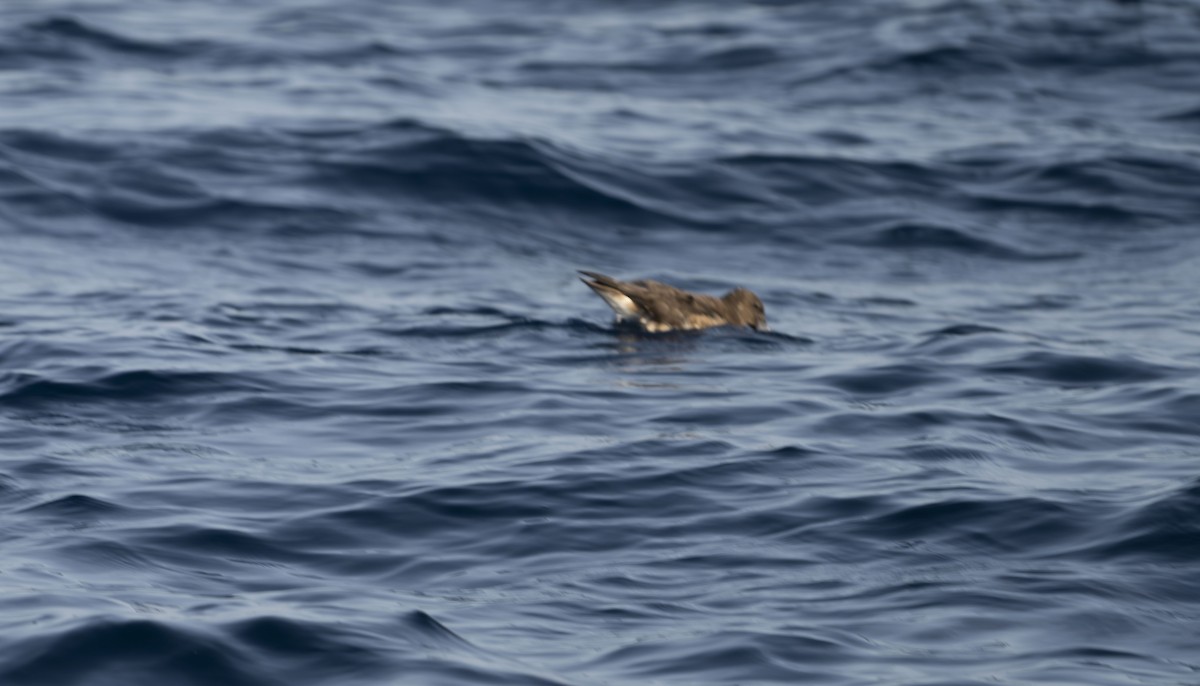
[{"xmin": 2, "ymin": 0, "xmax": 1200, "ymax": 684}]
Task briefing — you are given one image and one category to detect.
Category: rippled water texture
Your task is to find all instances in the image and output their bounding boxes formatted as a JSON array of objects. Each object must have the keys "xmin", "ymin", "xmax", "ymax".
[{"xmin": 2, "ymin": 0, "xmax": 1200, "ymax": 684}]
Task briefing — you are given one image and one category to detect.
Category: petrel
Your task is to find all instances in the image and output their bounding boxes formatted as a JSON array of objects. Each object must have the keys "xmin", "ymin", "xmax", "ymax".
[{"xmin": 579, "ymin": 270, "xmax": 767, "ymax": 332}]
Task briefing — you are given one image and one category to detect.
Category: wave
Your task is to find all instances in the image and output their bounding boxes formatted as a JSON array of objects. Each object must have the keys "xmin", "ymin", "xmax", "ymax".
[
  {"xmin": 769, "ymin": 481, "xmax": 1200, "ymax": 567},
  {"xmin": 4, "ymin": 117, "xmax": 1198, "ymax": 261},
  {"xmin": 5, "ymin": 16, "xmax": 193, "ymax": 64},
  {"xmin": 982, "ymin": 351, "xmax": 1174, "ymax": 386},
  {"xmin": 1088, "ymin": 478, "xmax": 1200, "ymax": 563},
  {"xmin": 520, "ymin": 42, "xmax": 785, "ymax": 76},
  {"xmin": 19, "ymin": 493, "xmax": 128, "ymax": 519},
  {"xmin": 0, "ymin": 611, "xmax": 567, "ymax": 686},
  {"xmin": 838, "ymin": 220, "xmax": 1078, "ymax": 260},
  {"xmin": 2, "ymin": 16, "xmax": 408, "ymax": 70},
  {"xmin": 0, "ymin": 369, "xmax": 267, "ymax": 407},
  {"xmin": 0, "ymin": 618, "xmax": 268, "ymax": 686}
]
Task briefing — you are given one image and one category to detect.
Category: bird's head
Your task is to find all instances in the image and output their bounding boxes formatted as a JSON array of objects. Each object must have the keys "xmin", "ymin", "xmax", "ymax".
[{"xmin": 723, "ymin": 287, "xmax": 768, "ymax": 332}]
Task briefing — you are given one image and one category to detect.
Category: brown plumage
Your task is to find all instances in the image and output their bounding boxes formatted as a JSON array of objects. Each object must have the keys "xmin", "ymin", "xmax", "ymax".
[{"xmin": 579, "ymin": 270, "xmax": 768, "ymax": 332}]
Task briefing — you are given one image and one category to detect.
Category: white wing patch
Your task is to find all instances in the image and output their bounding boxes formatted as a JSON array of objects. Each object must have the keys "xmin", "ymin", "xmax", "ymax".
[{"xmin": 594, "ymin": 288, "xmax": 640, "ymax": 318}]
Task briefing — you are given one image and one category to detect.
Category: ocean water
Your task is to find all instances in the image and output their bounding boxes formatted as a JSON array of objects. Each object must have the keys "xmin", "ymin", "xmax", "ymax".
[{"xmin": 2, "ymin": 0, "xmax": 1200, "ymax": 684}]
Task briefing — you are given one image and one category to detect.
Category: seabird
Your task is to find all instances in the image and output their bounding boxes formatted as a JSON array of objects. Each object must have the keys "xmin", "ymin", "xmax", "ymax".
[{"xmin": 579, "ymin": 270, "xmax": 767, "ymax": 333}]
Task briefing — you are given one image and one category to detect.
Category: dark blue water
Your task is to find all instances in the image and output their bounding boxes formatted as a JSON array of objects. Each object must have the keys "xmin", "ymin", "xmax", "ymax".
[{"xmin": 3, "ymin": 0, "xmax": 1200, "ymax": 683}]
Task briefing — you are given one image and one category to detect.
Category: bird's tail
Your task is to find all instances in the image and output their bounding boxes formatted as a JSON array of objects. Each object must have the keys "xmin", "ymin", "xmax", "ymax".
[{"xmin": 578, "ymin": 270, "xmax": 640, "ymax": 318}]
